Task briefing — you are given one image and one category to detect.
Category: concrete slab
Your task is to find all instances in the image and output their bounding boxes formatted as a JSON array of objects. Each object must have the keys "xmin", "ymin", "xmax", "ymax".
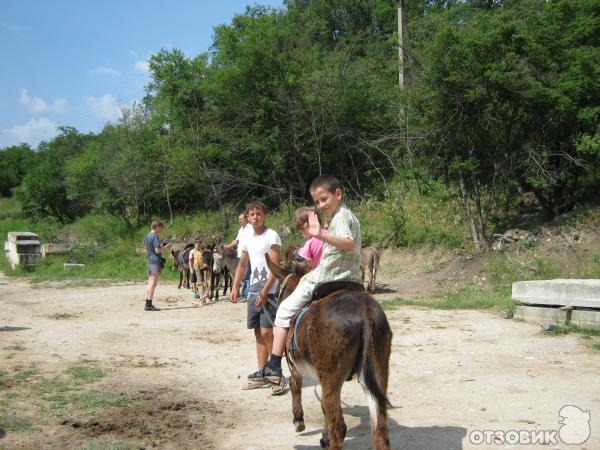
[
  {"xmin": 63, "ymin": 263, "xmax": 86, "ymax": 270},
  {"xmin": 42, "ymin": 243, "xmax": 72, "ymax": 257},
  {"xmin": 512, "ymin": 279, "xmax": 600, "ymax": 308},
  {"xmin": 514, "ymin": 305, "xmax": 569, "ymax": 328},
  {"xmin": 571, "ymin": 309, "xmax": 600, "ymax": 330}
]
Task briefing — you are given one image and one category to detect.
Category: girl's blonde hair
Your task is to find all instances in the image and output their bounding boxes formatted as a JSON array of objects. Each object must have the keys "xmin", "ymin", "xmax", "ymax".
[{"xmin": 294, "ymin": 206, "xmax": 317, "ymax": 231}]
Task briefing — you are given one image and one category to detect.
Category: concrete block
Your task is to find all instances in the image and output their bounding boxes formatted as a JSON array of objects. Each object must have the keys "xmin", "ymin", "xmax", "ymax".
[
  {"xmin": 514, "ymin": 305, "xmax": 569, "ymax": 328},
  {"xmin": 63, "ymin": 263, "xmax": 86, "ymax": 270},
  {"xmin": 571, "ymin": 310, "xmax": 600, "ymax": 330},
  {"xmin": 512, "ymin": 279, "xmax": 600, "ymax": 308},
  {"xmin": 41, "ymin": 243, "xmax": 72, "ymax": 257}
]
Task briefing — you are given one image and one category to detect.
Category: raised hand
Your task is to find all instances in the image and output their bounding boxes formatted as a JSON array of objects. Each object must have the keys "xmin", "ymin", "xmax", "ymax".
[{"xmin": 307, "ymin": 211, "xmax": 321, "ymax": 238}]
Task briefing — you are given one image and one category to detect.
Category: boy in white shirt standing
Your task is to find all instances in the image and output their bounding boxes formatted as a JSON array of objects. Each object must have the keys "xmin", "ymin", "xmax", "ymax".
[{"xmin": 230, "ymin": 202, "xmax": 281, "ymax": 387}]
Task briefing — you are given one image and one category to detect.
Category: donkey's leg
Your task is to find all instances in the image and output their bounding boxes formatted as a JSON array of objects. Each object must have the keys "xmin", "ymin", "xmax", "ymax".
[
  {"xmin": 320, "ymin": 381, "xmax": 346, "ymax": 450},
  {"xmin": 290, "ymin": 369, "xmax": 305, "ymax": 432},
  {"xmin": 178, "ymin": 270, "xmax": 183, "ymax": 289},
  {"xmin": 213, "ymin": 272, "xmax": 220, "ymax": 300},
  {"xmin": 222, "ymin": 269, "xmax": 229, "ymax": 296}
]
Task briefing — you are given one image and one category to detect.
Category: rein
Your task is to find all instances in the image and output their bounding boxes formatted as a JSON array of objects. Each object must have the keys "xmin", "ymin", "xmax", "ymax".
[{"xmin": 277, "ymin": 273, "xmax": 294, "ymax": 302}]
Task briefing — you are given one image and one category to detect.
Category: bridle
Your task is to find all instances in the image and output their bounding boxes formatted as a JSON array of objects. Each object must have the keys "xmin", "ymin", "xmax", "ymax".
[{"xmin": 277, "ymin": 273, "xmax": 295, "ymax": 302}]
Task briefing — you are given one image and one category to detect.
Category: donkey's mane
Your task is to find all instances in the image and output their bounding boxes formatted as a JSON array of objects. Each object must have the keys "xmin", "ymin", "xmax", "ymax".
[{"xmin": 285, "ymin": 261, "xmax": 310, "ymax": 278}]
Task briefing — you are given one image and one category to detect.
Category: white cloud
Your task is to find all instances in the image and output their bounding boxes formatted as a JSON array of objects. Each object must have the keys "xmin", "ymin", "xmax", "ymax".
[
  {"xmin": 20, "ymin": 89, "xmax": 48, "ymax": 114},
  {"xmin": 52, "ymin": 97, "xmax": 69, "ymax": 114},
  {"xmin": 0, "ymin": 117, "xmax": 58, "ymax": 147},
  {"xmin": 19, "ymin": 89, "xmax": 70, "ymax": 115},
  {"xmin": 87, "ymin": 66, "xmax": 121, "ymax": 77},
  {"xmin": 134, "ymin": 60, "xmax": 150, "ymax": 74},
  {"xmin": 84, "ymin": 94, "xmax": 122, "ymax": 121}
]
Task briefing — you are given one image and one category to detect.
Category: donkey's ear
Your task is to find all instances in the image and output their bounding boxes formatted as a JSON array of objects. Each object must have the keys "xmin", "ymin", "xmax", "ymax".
[
  {"xmin": 264, "ymin": 253, "xmax": 285, "ymax": 281},
  {"xmin": 171, "ymin": 249, "xmax": 176, "ymax": 256}
]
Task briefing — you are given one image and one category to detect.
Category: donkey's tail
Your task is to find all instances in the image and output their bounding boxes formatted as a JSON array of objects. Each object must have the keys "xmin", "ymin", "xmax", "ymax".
[{"xmin": 359, "ymin": 314, "xmax": 391, "ymax": 414}]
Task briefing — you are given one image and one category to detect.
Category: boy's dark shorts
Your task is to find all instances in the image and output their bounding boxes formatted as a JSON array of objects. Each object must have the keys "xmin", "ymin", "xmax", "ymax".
[
  {"xmin": 147, "ymin": 262, "xmax": 161, "ymax": 276},
  {"xmin": 247, "ymin": 293, "xmax": 278, "ymax": 329},
  {"xmin": 191, "ymin": 270, "xmax": 197, "ymax": 283}
]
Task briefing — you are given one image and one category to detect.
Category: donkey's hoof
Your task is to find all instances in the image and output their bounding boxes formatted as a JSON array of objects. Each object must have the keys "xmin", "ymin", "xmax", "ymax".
[
  {"xmin": 294, "ymin": 420, "xmax": 305, "ymax": 433},
  {"xmin": 320, "ymin": 437, "xmax": 329, "ymax": 448}
]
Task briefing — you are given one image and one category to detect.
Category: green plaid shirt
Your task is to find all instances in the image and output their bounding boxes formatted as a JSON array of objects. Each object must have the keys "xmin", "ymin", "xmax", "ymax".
[{"xmin": 306, "ymin": 203, "xmax": 362, "ymax": 285}]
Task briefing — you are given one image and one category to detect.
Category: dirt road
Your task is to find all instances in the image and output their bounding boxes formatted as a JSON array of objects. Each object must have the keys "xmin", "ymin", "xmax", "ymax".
[{"xmin": 1, "ymin": 271, "xmax": 598, "ymax": 449}]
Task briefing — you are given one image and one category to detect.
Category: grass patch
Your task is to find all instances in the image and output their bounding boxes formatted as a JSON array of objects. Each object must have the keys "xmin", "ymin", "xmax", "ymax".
[
  {"xmin": 65, "ymin": 365, "xmax": 103, "ymax": 383},
  {"xmin": 79, "ymin": 438, "xmax": 137, "ymax": 450},
  {"xmin": 0, "ymin": 412, "xmax": 34, "ymax": 432},
  {"xmin": 381, "ymin": 285, "xmax": 515, "ymax": 316},
  {"xmin": 542, "ymin": 324, "xmax": 600, "ymax": 337},
  {"xmin": 3, "ymin": 342, "xmax": 25, "ymax": 352},
  {"xmin": 44, "ymin": 394, "xmax": 71, "ymax": 409},
  {"xmin": 73, "ymin": 390, "xmax": 133, "ymax": 411},
  {"xmin": 592, "ymin": 343, "xmax": 600, "ymax": 351},
  {"xmin": 14, "ymin": 365, "xmax": 39, "ymax": 382},
  {"xmin": 33, "ymin": 377, "xmax": 77, "ymax": 395}
]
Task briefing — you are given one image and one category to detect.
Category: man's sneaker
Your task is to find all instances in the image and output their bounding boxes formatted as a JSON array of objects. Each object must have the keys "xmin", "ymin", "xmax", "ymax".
[
  {"xmin": 144, "ymin": 304, "xmax": 160, "ymax": 311},
  {"xmin": 261, "ymin": 365, "xmax": 283, "ymax": 383}
]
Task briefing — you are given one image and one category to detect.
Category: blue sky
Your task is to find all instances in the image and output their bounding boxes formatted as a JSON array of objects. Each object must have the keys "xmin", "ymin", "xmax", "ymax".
[{"xmin": 0, "ymin": 0, "xmax": 284, "ymax": 148}]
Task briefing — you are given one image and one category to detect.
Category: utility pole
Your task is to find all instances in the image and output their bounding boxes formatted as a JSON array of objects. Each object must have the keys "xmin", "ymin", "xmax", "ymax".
[{"xmin": 398, "ymin": 0, "xmax": 406, "ymax": 89}]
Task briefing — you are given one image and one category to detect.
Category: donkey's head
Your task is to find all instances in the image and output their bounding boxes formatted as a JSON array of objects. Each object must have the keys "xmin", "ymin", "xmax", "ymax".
[
  {"xmin": 201, "ymin": 249, "xmax": 213, "ymax": 269},
  {"xmin": 265, "ymin": 253, "xmax": 311, "ymax": 301},
  {"xmin": 212, "ymin": 250, "xmax": 224, "ymax": 272}
]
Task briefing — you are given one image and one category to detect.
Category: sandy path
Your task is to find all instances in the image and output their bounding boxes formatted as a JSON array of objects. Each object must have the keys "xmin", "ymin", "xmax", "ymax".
[{"xmin": 1, "ymin": 273, "xmax": 598, "ymax": 449}]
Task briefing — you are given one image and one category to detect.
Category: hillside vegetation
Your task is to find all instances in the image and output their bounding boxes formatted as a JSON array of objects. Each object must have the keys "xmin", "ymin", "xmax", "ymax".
[{"xmin": 1, "ymin": 1, "xmax": 599, "ymax": 305}]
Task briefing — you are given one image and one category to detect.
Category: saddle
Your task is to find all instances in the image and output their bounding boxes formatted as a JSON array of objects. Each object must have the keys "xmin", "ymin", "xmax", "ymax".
[{"xmin": 290, "ymin": 280, "xmax": 364, "ymax": 352}]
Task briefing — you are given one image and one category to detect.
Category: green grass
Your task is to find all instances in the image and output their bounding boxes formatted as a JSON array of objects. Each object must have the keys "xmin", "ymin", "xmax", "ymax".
[
  {"xmin": 0, "ymin": 412, "xmax": 34, "ymax": 432},
  {"xmin": 33, "ymin": 377, "xmax": 77, "ymax": 395},
  {"xmin": 0, "ymin": 197, "xmax": 23, "ymax": 220},
  {"xmin": 73, "ymin": 390, "xmax": 133, "ymax": 411},
  {"xmin": 14, "ymin": 365, "xmax": 39, "ymax": 382},
  {"xmin": 381, "ymin": 285, "xmax": 515, "ymax": 316},
  {"xmin": 79, "ymin": 438, "xmax": 137, "ymax": 450},
  {"xmin": 65, "ymin": 365, "xmax": 104, "ymax": 383},
  {"xmin": 542, "ymin": 324, "xmax": 600, "ymax": 337},
  {"xmin": 3, "ymin": 342, "xmax": 25, "ymax": 352},
  {"xmin": 592, "ymin": 343, "xmax": 600, "ymax": 351}
]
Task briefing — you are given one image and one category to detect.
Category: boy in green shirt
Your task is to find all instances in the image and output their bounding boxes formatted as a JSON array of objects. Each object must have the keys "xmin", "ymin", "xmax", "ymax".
[{"xmin": 259, "ymin": 175, "xmax": 362, "ymax": 383}]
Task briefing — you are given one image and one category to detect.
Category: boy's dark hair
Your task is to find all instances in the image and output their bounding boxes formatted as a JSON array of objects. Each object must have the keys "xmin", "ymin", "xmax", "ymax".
[
  {"xmin": 194, "ymin": 239, "xmax": 202, "ymax": 244},
  {"xmin": 294, "ymin": 206, "xmax": 317, "ymax": 231},
  {"xmin": 309, "ymin": 175, "xmax": 342, "ymax": 194},
  {"xmin": 246, "ymin": 201, "xmax": 268, "ymax": 214}
]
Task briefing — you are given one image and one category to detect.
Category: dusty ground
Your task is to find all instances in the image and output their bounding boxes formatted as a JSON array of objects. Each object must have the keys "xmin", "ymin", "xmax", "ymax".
[{"xmin": 1, "ymin": 256, "xmax": 599, "ymax": 449}]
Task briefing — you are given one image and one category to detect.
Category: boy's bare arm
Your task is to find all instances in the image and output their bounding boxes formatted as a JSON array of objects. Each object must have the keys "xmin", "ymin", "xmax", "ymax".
[
  {"xmin": 230, "ymin": 251, "xmax": 249, "ymax": 303},
  {"xmin": 319, "ymin": 234, "xmax": 354, "ymax": 252},
  {"xmin": 257, "ymin": 244, "xmax": 281, "ymax": 306}
]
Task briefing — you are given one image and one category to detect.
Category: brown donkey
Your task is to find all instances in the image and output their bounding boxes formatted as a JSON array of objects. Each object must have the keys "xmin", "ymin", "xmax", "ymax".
[
  {"xmin": 266, "ymin": 257, "xmax": 393, "ymax": 450},
  {"xmin": 360, "ymin": 246, "xmax": 381, "ymax": 293}
]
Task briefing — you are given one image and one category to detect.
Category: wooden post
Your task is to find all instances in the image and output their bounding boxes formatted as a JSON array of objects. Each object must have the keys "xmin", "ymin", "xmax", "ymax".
[{"xmin": 398, "ymin": 0, "xmax": 406, "ymax": 89}]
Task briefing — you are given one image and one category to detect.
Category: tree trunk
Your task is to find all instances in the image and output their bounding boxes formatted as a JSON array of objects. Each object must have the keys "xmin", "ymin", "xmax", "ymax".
[
  {"xmin": 459, "ymin": 170, "xmax": 484, "ymax": 253},
  {"xmin": 397, "ymin": 0, "xmax": 406, "ymax": 89},
  {"xmin": 471, "ymin": 173, "xmax": 488, "ymax": 250},
  {"xmin": 164, "ymin": 177, "xmax": 173, "ymax": 225}
]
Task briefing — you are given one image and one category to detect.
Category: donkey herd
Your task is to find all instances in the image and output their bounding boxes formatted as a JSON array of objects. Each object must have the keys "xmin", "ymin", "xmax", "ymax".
[{"xmin": 171, "ymin": 242, "xmax": 381, "ymax": 301}]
